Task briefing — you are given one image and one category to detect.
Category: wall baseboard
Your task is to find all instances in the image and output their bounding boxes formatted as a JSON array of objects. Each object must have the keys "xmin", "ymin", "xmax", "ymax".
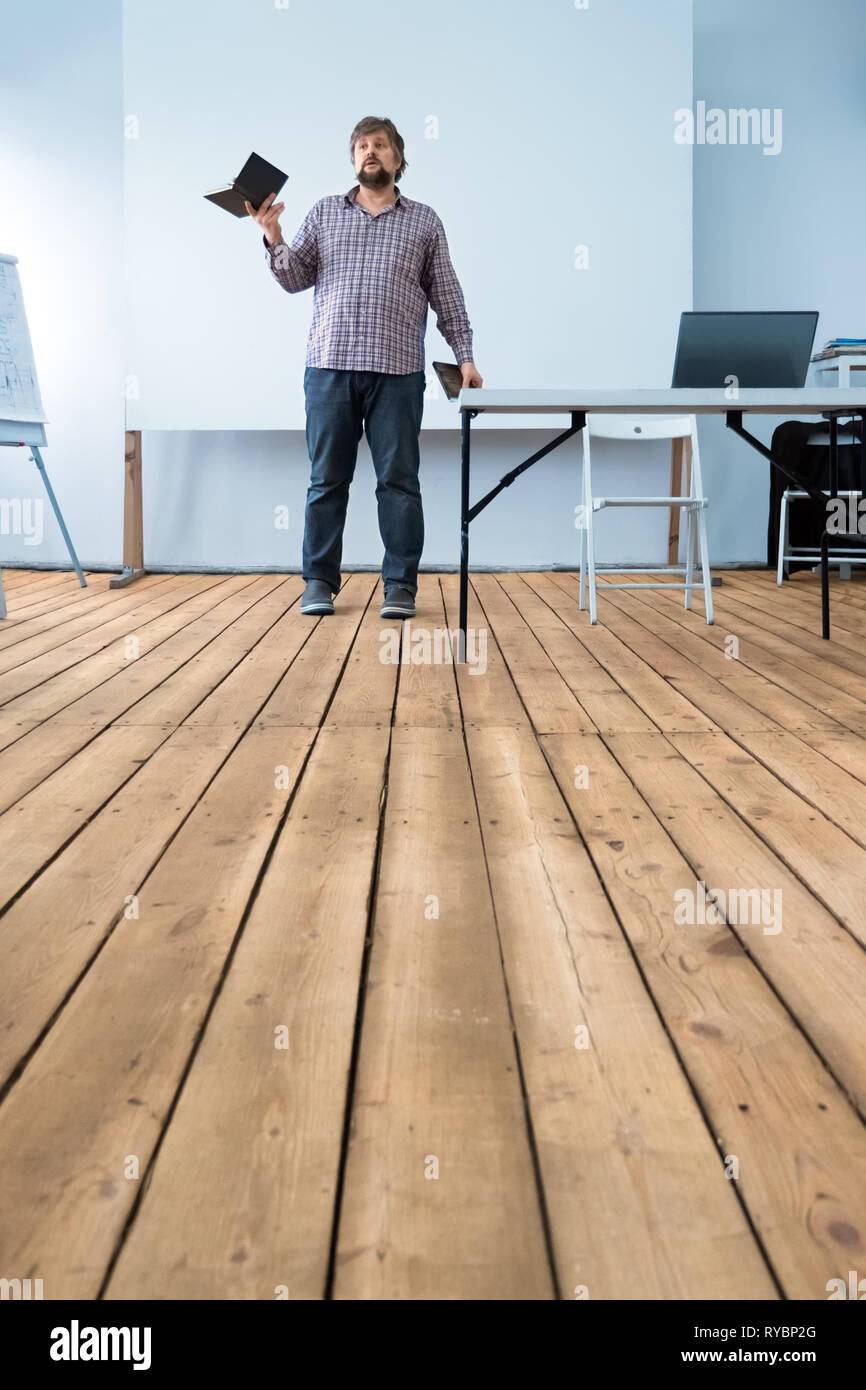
[{"xmin": 1, "ymin": 560, "xmax": 773, "ymax": 575}]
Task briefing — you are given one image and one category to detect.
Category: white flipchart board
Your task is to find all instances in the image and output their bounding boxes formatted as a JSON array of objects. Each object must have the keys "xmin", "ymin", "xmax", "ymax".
[{"xmin": 0, "ymin": 253, "xmax": 47, "ymax": 424}]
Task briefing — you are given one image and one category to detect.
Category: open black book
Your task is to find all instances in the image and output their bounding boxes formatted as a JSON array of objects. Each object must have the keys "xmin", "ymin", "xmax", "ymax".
[{"xmin": 204, "ymin": 152, "xmax": 288, "ymax": 218}]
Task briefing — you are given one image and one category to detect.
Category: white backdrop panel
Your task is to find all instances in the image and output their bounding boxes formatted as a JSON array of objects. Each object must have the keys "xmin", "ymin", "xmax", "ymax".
[{"xmin": 123, "ymin": 0, "xmax": 692, "ymax": 431}]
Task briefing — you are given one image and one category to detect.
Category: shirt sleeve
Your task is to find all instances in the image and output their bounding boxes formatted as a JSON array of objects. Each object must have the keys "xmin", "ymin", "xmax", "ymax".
[
  {"xmin": 420, "ymin": 215, "xmax": 474, "ymax": 365},
  {"xmin": 263, "ymin": 203, "xmax": 319, "ymax": 293}
]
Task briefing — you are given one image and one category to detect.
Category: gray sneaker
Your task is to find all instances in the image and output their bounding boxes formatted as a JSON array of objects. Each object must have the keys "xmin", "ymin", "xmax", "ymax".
[
  {"xmin": 381, "ymin": 585, "xmax": 415, "ymax": 618},
  {"xmin": 301, "ymin": 580, "xmax": 335, "ymax": 615}
]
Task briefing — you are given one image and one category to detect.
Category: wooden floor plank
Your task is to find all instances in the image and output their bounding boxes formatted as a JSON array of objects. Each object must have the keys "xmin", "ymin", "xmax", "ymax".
[
  {"xmin": 0, "ymin": 577, "xmax": 309, "ymax": 902},
  {"xmin": 436, "ymin": 575, "xmax": 527, "ymax": 730},
  {"xmin": 257, "ymin": 576, "xmax": 388, "ymax": 729},
  {"xmin": 540, "ymin": 731, "xmax": 866, "ymax": 1300},
  {"xmin": 0, "ymin": 574, "xmax": 208, "ymax": 672},
  {"xmin": 579, "ymin": 577, "xmax": 844, "ymax": 734},
  {"xmin": 0, "ymin": 724, "xmax": 167, "ymax": 912},
  {"xmin": 512, "ymin": 572, "xmax": 716, "ymax": 734},
  {"xmin": 0, "ymin": 570, "xmax": 93, "ymax": 601},
  {"xmin": 462, "ymin": 724, "xmax": 775, "ymax": 1299},
  {"xmin": 555, "ymin": 577, "xmax": 786, "ymax": 735},
  {"xmin": 0, "ymin": 578, "xmax": 302, "ymax": 810},
  {"xmin": 440, "ymin": 573, "xmax": 769, "ymax": 1296},
  {"xmin": 575, "ymin": 582, "xmax": 866, "ymax": 794},
  {"xmin": 787, "ymin": 727, "xmax": 866, "ymax": 789},
  {"xmin": 1, "ymin": 565, "xmax": 865, "ymax": 1301},
  {"xmin": 667, "ymin": 730, "xmax": 866, "ymax": 950},
  {"xmin": 718, "ymin": 575, "xmax": 866, "ymax": 657},
  {"xmin": 115, "ymin": 575, "xmax": 308, "ymax": 729},
  {"xmin": 557, "ymin": 577, "xmax": 866, "ymax": 833},
  {"xmin": 0, "ymin": 569, "xmax": 60, "ymax": 588},
  {"xmin": 329, "ymin": 575, "xmax": 551, "ymax": 1298},
  {"xmin": 732, "ymin": 568, "xmax": 866, "ymax": 615},
  {"xmin": 390, "ymin": 574, "xmax": 462, "ymax": 729},
  {"xmin": 0, "ymin": 723, "xmax": 240, "ymax": 1087},
  {"xmin": 0, "ymin": 574, "xmax": 164, "ymax": 644},
  {"xmin": 597, "ymin": 732, "xmax": 866, "ymax": 1115},
  {"xmin": 332, "ymin": 723, "xmax": 553, "ymax": 1299},
  {"xmin": 714, "ymin": 727, "xmax": 866, "ymax": 849},
  {"xmin": 324, "ymin": 579, "xmax": 415, "ymax": 730},
  {"xmin": 0, "ymin": 723, "xmax": 315, "ymax": 1298},
  {"xmin": 722, "ymin": 573, "xmax": 866, "ymax": 654},
  {"xmin": 471, "ymin": 574, "xmax": 596, "ymax": 734},
  {"xmin": 660, "ymin": 581, "xmax": 866, "ymax": 706},
  {"xmin": 0, "ymin": 579, "xmax": 368, "ymax": 1087},
  {"xmin": 637, "ymin": 582, "xmax": 866, "ymax": 733},
  {"xmin": 0, "ymin": 574, "xmax": 228, "ymax": 696},
  {"xmin": 496, "ymin": 573, "xmax": 661, "ymax": 733},
  {"xmin": 104, "ymin": 726, "xmax": 391, "ymax": 1300},
  {"xmin": 0, "ymin": 575, "xmax": 263, "ymax": 716}
]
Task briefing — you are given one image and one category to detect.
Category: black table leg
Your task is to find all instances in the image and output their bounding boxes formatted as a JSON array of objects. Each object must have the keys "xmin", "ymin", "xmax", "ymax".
[
  {"xmin": 820, "ymin": 414, "xmax": 842, "ymax": 640},
  {"xmin": 455, "ymin": 407, "xmax": 582, "ymax": 663},
  {"xmin": 821, "ymin": 528, "xmax": 831, "ymax": 639},
  {"xmin": 820, "ymin": 410, "xmax": 866, "ymax": 639},
  {"xmin": 829, "ymin": 413, "xmax": 839, "ymax": 497},
  {"xmin": 459, "ymin": 408, "xmax": 471, "ymax": 664}
]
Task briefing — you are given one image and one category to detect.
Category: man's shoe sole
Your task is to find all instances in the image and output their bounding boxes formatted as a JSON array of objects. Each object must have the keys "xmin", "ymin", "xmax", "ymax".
[
  {"xmin": 301, "ymin": 601, "xmax": 334, "ymax": 615},
  {"xmin": 381, "ymin": 603, "xmax": 415, "ymax": 618}
]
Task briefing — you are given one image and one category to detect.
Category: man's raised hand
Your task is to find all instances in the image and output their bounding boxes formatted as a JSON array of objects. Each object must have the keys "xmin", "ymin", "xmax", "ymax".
[{"xmin": 245, "ymin": 191, "xmax": 285, "ymax": 246}]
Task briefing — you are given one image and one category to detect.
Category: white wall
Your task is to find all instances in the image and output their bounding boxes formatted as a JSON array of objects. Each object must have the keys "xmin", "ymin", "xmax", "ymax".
[
  {"xmin": 1, "ymin": 0, "xmax": 691, "ymax": 571},
  {"xmin": 693, "ymin": 0, "xmax": 866, "ymax": 563},
  {"xmin": 11, "ymin": 2, "xmax": 861, "ymax": 573},
  {"xmin": 124, "ymin": 0, "xmax": 692, "ymax": 433},
  {"xmin": 119, "ymin": 0, "xmax": 691, "ymax": 571},
  {"xmin": 0, "ymin": 0, "xmax": 124, "ymax": 569}
]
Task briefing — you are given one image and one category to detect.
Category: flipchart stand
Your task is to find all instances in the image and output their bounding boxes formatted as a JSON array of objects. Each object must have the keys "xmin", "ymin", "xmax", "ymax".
[
  {"xmin": 0, "ymin": 419, "xmax": 87, "ymax": 619},
  {"xmin": 0, "ymin": 251, "xmax": 86, "ymax": 618}
]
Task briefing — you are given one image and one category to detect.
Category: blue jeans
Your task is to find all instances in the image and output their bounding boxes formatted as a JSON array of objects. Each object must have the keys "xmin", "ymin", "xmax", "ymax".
[{"xmin": 302, "ymin": 367, "xmax": 426, "ymax": 595}]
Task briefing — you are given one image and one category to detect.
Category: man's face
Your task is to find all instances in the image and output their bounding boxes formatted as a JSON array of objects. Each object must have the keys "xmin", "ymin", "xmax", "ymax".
[{"xmin": 354, "ymin": 129, "xmax": 397, "ymax": 189}]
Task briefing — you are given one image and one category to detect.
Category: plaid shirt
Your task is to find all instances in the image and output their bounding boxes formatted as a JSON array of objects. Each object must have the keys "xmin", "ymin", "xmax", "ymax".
[{"xmin": 263, "ymin": 183, "xmax": 473, "ymax": 374}]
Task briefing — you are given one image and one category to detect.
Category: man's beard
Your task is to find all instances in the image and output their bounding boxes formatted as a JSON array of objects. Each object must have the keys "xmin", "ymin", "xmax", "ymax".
[{"xmin": 358, "ymin": 160, "xmax": 391, "ymax": 190}]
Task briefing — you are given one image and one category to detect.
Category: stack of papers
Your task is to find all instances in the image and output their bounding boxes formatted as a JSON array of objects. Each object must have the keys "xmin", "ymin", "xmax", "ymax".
[{"xmin": 812, "ymin": 337, "xmax": 866, "ymax": 360}]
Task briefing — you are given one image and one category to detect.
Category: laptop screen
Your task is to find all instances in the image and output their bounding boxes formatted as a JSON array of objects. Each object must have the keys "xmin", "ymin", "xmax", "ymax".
[{"xmin": 672, "ymin": 311, "xmax": 819, "ymax": 388}]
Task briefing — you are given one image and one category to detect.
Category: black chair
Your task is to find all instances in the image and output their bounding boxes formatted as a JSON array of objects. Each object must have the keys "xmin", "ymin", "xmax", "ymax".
[
  {"xmin": 819, "ymin": 415, "xmax": 866, "ymax": 638},
  {"xmin": 767, "ymin": 412, "xmax": 866, "ymax": 639},
  {"xmin": 769, "ymin": 420, "xmax": 864, "ymax": 577}
]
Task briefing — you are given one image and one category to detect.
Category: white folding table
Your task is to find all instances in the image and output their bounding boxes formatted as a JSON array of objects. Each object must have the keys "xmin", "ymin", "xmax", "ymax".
[{"xmin": 455, "ymin": 388, "xmax": 866, "ymax": 653}]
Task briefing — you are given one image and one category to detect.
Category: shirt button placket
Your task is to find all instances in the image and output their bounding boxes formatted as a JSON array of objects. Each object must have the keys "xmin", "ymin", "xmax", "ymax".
[
  {"xmin": 358, "ymin": 210, "xmax": 371, "ymax": 352},
  {"xmin": 361, "ymin": 209, "xmax": 369, "ymax": 343}
]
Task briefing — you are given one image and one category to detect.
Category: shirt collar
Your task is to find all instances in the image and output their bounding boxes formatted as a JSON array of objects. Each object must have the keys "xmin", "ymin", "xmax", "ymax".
[{"xmin": 345, "ymin": 183, "xmax": 404, "ymax": 210}]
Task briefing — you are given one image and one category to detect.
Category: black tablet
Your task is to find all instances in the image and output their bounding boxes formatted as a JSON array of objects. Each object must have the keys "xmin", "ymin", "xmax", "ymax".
[{"xmin": 433, "ymin": 361, "xmax": 464, "ymax": 401}]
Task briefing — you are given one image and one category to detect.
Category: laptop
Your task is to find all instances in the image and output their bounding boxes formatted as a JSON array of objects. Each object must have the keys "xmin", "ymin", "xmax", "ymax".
[{"xmin": 672, "ymin": 311, "xmax": 819, "ymax": 388}]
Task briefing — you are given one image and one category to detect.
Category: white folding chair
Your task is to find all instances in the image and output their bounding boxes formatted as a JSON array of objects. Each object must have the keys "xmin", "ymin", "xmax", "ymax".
[{"xmin": 578, "ymin": 414, "xmax": 713, "ymax": 624}]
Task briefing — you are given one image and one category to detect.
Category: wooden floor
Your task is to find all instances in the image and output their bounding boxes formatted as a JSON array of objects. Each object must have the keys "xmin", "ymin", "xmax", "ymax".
[{"xmin": 0, "ymin": 564, "xmax": 865, "ymax": 1300}]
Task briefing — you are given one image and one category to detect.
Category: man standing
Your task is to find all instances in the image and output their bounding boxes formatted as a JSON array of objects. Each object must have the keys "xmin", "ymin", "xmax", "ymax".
[{"xmin": 246, "ymin": 116, "xmax": 481, "ymax": 618}]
